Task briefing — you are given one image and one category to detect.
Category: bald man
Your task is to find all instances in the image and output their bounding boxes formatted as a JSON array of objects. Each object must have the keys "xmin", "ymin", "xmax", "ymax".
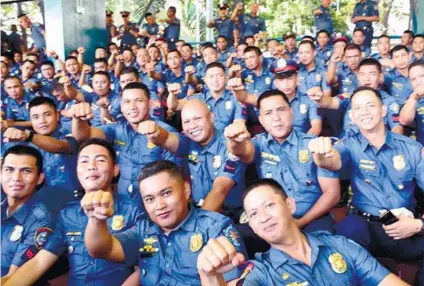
[{"xmin": 138, "ymin": 99, "xmax": 247, "ymax": 217}]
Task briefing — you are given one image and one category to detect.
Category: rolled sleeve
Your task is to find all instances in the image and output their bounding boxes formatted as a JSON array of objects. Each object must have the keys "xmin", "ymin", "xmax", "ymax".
[{"xmin": 114, "ymin": 224, "xmax": 141, "ymax": 267}]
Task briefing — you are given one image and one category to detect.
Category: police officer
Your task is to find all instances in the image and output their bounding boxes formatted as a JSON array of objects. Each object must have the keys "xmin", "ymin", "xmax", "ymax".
[
  {"xmin": 352, "ymin": 28, "xmax": 371, "ymax": 58},
  {"xmin": 82, "ymin": 160, "xmax": 246, "ymax": 285},
  {"xmin": 399, "ymin": 61, "xmax": 424, "ymax": 145},
  {"xmin": 309, "ymin": 87, "xmax": 424, "ymax": 285},
  {"xmin": 313, "ymin": 0, "xmax": 334, "ymax": 35},
  {"xmin": 0, "ymin": 145, "xmax": 53, "ymax": 281},
  {"xmin": 117, "ymin": 11, "xmax": 140, "ymax": 51},
  {"xmin": 71, "ymin": 82, "xmax": 182, "ymax": 203},
  {"xmin": 197, "ymin": 179, "xmax": 409, "ymax": 286},
  {"xmin": 231, "ymin": 2, "xmax": 266, "ymax": 41},
  {"xmin": 106, "ymin": 11, "xmax": 117, "ymax": 44},
  {"xmin": 2, "ymin": 97, "xmax": 81, "ymax": 210},
  {"xmin": 371, "ymin": 35, "xmax": 393, "ymax": 73},
  {"xmin": 207, "ymin": 3, "xmax": 235, "ymax": 46},
  {"xmin": 316, "ymin": 30, "xmax": 333, "ymax": 66},
  {"xmin": 351, "ymin": 0, "xmax": 380, "ymax": 48},
  {"xmin": 2, "ymin": 138, "xmax": 142, "ymax": 286},
  {"xmin": 283, "ymin": 32, "xmax": 298, "ymax": 61},
  {"xmin": 141, "ymin": 12, "xmax": 159, "ymax": 47},
  {"xmin": 411, "ymin": 34, "xmax": 424, "ymax": 64},
  {"xmin": 18, "ymin": 14, "xmax": 46, "ymax": 58},
  {"xmin": 224, "ymin": 90, "xmax": 340, "ymax": 232},
  {"xmin": 167, "ymin": 62, "xmax": 247, "ymax": 132},
  {"xmin": 384, "ymin": 45, "xmax": 413, "ymax": 106},
  {"xmin": 159, "ymin": 6, "xmax": 181, "ymax": 50}
]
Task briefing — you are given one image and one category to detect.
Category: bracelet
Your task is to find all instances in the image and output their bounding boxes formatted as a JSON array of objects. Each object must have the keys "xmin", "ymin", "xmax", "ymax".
[{"xmin": 25, "ymin": 130, "xmax": 34, "ymax": 142}]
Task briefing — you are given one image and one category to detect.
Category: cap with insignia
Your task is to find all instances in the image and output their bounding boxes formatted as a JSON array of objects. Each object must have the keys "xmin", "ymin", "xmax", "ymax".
[
  {"xmin": 106, "ymin": 11, "xmax": 113, "ymax": 17},
  {"xmin": 333, "ymin": 34, "xmax": 349, "ymax": 45},
  {"xmin": 218, "ymin": 3, "xmax": 229, "ymax": 9},
  {"xmin": 120, "ymin": 11, "xmax": 130, "ymax": 17},
  {"xmin": 274, "ymin": 59, "xmax": 299, "ymax": 79},
  {"xmin": 283, "ymin": 32, "xmax": 296, "ymax": 41}
]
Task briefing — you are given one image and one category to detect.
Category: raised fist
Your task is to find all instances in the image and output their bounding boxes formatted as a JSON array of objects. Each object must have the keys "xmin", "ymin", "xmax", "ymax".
[
  {"xmin": 59, "ymin": 75, "xmax": 71, "ymax": 87},
  {"xmin": 137, "ymin": 120, "xmax": 160, "ymax": 141},
  {"xmin": 308, "ymin": 137, "xmax": 335, "ymax": 158},
  {"xmin": 97, "ymin": 97, "xmax": 110, "ymax": 109},
  {"xmin": 70, "ymin": 102, "xmax": 94, "ymax": 121},
  {"xmin": 80, "ymin": 190, "xmax": 114, "ymax": 220},
  {"xmin": 227, "ymin": 77, "xmax": 245, "ymax": 91},
  {"xmin": 168, "ymin": 83, "xmax": 182, "ymax": 96},
  {"xmin": 77, "ymin": 47, "xmax": 86, "ymax": 54},
  {"xmin": 224, "ymin": 121, "xmax": 250, "ymax": 142},
  {"xmin": 3, "ymin": 127, "xmax": 29, "ymax": 143},
  {"xmin": 184, "ymin": 65, "xmax": 196, "ymax": 75}
]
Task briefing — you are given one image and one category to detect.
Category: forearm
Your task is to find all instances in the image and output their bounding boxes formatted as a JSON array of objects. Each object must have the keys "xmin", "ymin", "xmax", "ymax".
[
  {"xmin": 399, "ymin": 97, "xmax": 417, "ymax": 125},
  {"xmin": 85, "ymin": 218, "xmax": 115, "ymax": 258},
  {"xmin": 100, "ymin": 108, "xmax": 113, "ymax": 124},
  {"xmin": 56, "ymin": 58, "xmax": 65, "ymax": 72},
  {"xmin": 316, "ymin": 95, "xmax": 339, "ymax": 109},
  {"xmin": 78, "ymin": 75, "xmax": 86, "ymax": 87},
  {"xmin": 391, "ymin": 125, "xmax": 404, "ymax": 135},
  {"xmin": 326, "ymin": 62, "xmax": 338, "ymax": 85},
  {"xmin": 128, "ymin": 29, "xmax": 139, "ymax": 38},
  {"xmin": 78, "ymin": 53, "xmax": 84, "ymax": 66},
  {"xmin": 11, "ymin": 121, "xmax": 32, "ymax": 128},
  {"xmin": 233, "ymin": 90, "xmax": 258, "ymax": 106},
  {"xmin": 115, "ymin": 61, "xmax": 124, "ymax": 78},
  {"xmin": 199, "ymin": 272, "xmax": 227, "ymax": 286},
  {"xmin": 307, "ymin": 121, "xmax": 322, "ymax": 136},
  {"xmin": 201, "ymin": 183, "xmax": 231, "ymax": 212},
  {"xmin": 312, "ymin": 151, "xmax": 342, "ymax": 171},
  {"xmin": 361, "ymin": 16, "xmax": 379, "ymax": 22},
  {"xmin": 152, "ymin": 128, "xmax": 180, "ymax": 153},
  {"xmin": 72, "ymin": 119, "xmax": 91, "ymax": 142},
  {"xmin": 31, "ymin": 134, "xmax": 72, "ymax": 153},
  {"xmin": 227, "ymin": 140, "xmax": 254, "ymax": 164},
  {"xmin": 121, "ymin": 268, "xmax": 140, "ymax": 286}
]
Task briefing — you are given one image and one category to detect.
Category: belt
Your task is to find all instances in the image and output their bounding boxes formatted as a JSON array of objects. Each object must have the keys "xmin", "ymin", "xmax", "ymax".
[{"xmin": 348, "ymin": 206, "xmax": 381, "ymax": 222}]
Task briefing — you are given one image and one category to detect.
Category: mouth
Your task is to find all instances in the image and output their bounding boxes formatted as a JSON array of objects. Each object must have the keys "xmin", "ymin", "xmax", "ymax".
[
  {"xmin": 360, "ymin": 117, "xmax": 373, "ymax": 124},
  {"xmin": 127, "ymin": 111, "xmax": 139, "ymax": 118},
  {"xmin": 189, "ymin": 129, "xmax": 202, "ymax": 137},
  {"xmin": 37, "ymin": 125, "xmax": 49, "ymax": 130},
  {"xmin": 156, "ymin": 211, "xmax": 171, "ymax": 220},
  {"xmin": 263, "ymin": 223, "xmax": 277, "ymax": 232},
  {"xmin": 10, "ymin": 184, "xmax": 25, "ymax": 191},
  {"xmin": 85, "ymin": 174, "xmax": 100, "ymax": 181}
]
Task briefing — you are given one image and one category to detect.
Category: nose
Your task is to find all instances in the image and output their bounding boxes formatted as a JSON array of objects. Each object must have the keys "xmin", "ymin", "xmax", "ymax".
[
  {"xmin": 258, "ymin": 208, "xmax": 271, "ymax": 224},
  {"xmin": 87, "ymin": 159, "xmax": 97, "ymax": 171},
  {"xmin": 11, "ymin": 170, "xmax": 23, "ymax": 181},
  {"xmin": 155, "ymin": 196, "xmax": 166, "ymax": 210}
]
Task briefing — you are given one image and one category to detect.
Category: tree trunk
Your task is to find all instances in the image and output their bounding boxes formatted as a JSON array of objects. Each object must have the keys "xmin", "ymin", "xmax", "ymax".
[
  {"xmin": 380, "ymin": 0, "xmax": 395, "ymax": 34},
  {"xmin": 17, "ymin": 3, "xmax": 28, "ymax": 51},
  {"xmin": 38, "ymin": 0, "xmax": 46, "ymax": 25}
]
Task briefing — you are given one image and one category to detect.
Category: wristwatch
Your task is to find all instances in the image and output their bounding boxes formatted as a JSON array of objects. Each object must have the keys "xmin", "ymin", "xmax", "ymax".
[{"xmin": 24, "ymin": 129, "xmax": 34, "ymax": 142}]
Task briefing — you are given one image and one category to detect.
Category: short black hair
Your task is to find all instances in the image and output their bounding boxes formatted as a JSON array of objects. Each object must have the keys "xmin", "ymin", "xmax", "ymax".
[
  {"xmin": 350, "ymin": 86, "xmax": 383, "ymax": 104},
  {"xmin": 167, "ymin": 49, "xmax": 181, "ymax": 57},
  {"xmin": 317, "ymin": 30, "xmax": 330, "ymax": 38},
  {"xmin": 390, "ymin": 45, "xmax": 409, "ymax": 57},
  {"xmin": 203, "ymin": 45, "xmax": 217, "ymax": 54},
  {"xmin": 257, "ymin": 89, "xmax": 290, "ymax": 110},
  {"xmin": 94, "ymin": 58, "xmax": 108, "ymax": 66},
  {"xmin": 93, "ymin": 70, "xmax": 111, "ymax": 82},
  {"xmin": 378, "ymin": 34, "xmax": 390, "ymax": 41},
  {"xmin": 205, "ymin": 62, "xmax": 226, "ymax": 74},
  {"xmin": 298, "ymin": 40, "xmax": 316, "ymax": 51},
  {"xmin": 301, "ymin": 35, "xmax": 315, "ymax": 42},
  {"xmin": 122, "ymin": 48, "xmax": 134, "ymax": 56},
  {"xmin": 412, "ymin": 34, "xmax": 424, "ymax": 42},
  {"xmin": 17, "ymin": 13, "xmax": 27, "ymax": 18},
  {"xmin": 69, "ymin": 50, "xmax": 78, "ymax": 56},
  {"xmin": 122, "ymin": 82, "xmax": 150, "ymax": 99},
  {"xmin": 169, "ymin": 6, "xmax": 177, "ymax": 13},
  {"xmin": 181, "ymin": 43, "xmax": 193, "ymax": 50},
  {"xmin": 108, "ymin": 42, "xmax": 118, "ymax": 48},
  {"xmin": 23, "ymin": 59, "xmax": 36, "ymax": 66},
  {"xmin": 344, "ymin": 43, "xmax": 361, "ymax": 54},
  {"xmin": 244, "ymin": 46, "xmax": 262, "ymax": 56},
  {"xmin": 409, "ymin": 60, "xmax": 424, "ymax": 72},
  {"xmin": 2, "ymin": 145, "xmax": 43, "ymax": 175},
  {"xmin": 1, "ymin": 60, "xmax": 10, "ymax": 68},
  {"xmin": 138, "ymin": 160, "xmax": 184, "ymax": 184},
  {"xmin": 65, "ymin": 56, "xmax": 78, "ymax": 62},
  {"xmin": 404, "ymin": 30, "xmax": 414, "ymax": 36},
  {"xmin": 242, "ymin": 178, "xmax": 288, "ymax": 207},
  {"xmin": 119, "ymin": 66, "xmax": 140, "ymax": 79},
  {"xmin": 353, "ymin": 28, "xmax": 365, "ymax": 36},
  {"xmin": 216, "ymin": 35, "xmax": 228, "ymax": 42},
  {"xmin": 40, "ymin": 60, "xmax": 54, "ymax": 68},
  {"xmin": 27, "ymin": 54, "xmax": 39, "ymax": 60},
  {"xmin": 29, "ymin": 96, "xmax": 57, "ymax": 113},
  {"xmin": 175, "ymin": 39, "xmax": 185, "ymax": 45},
  {"xmin": 96, "ymin": 46, "xmax": 107, "ymax": 52},
  {"xmin": 359, "ymin": 58, "xmax": 382, "ymax": 73},
  {"xmin": 4, "ymin": 75, "xmax": 22, "ymax": 84},
  {"xmin": 145, "ymin": 12, "xmax": 153, "ymax": 18},
  {"xmin": 78, "ymin": 138, "xmax": 117, "ymax": 164}
]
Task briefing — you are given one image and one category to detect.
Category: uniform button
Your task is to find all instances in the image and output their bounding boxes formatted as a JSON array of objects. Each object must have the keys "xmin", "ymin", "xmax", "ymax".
[
  {"xmin": 165, "ymin": 263, "xmax": 170, "ymax": 268},
  {"xmin": 167, "ymin": 242, "xmax": 172, "ymax": 247},
  {"xmin": 90, "ymin": 261, "xmax": 94, "ymax": 265}
]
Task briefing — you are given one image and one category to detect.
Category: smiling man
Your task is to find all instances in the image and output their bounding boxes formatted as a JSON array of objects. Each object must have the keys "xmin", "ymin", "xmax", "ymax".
[{"xmin": 82, "ymin": 160, "xmax": 246, "ymax": 286}]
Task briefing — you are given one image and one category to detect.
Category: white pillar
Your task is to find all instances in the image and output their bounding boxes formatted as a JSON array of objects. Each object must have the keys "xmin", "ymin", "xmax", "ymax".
[{"xmin": 206, "ymin": 0, "xmax": 213, "ymax": 41}]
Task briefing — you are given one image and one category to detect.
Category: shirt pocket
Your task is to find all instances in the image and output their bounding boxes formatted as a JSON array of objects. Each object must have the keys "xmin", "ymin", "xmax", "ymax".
[
  {"xmin": 45, "ymin": 154, "xmax": 66, "ymax": 185},
  {"xmin": 140, "ymin": 254, "xmax": 161, "ymax": 285},
  {"xmin": 177, "ymin": 251, "xmax": 199, "ymax": 277},
  {"xmin": 67, "ymin": 235, "xmax": 89, "ymax": 265}
]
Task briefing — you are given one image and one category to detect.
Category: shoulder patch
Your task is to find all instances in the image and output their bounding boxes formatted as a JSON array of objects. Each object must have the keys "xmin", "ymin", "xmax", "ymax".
[
  {"xmin": 222, "ymin": 224, "xmax": 241, "ymax": 247},
  {"xmin": 34, "ymin": 227, "xmax": 52, "ymax": 249}
]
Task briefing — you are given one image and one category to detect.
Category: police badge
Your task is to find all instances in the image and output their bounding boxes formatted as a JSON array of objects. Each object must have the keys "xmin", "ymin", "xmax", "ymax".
[
  {"xmin": 190, "ymin": 233, "xmax": 203, "ymax": 252},
  {"xmin": 111, "ymin": 215, "xmax": 125, "ymax": 231},
  {"xmin": 328, "ymin": 252, "xmax": 347, "ymax": 274},
  {"xmin": 392, "ymin": 155, "xmax": 405, "ymax": 171},
  {"xmin": 298, "ymin": 150, "xmax": 310, "ymax": 163}
]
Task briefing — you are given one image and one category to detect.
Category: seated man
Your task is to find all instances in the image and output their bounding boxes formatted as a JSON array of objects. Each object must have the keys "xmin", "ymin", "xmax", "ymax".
[
  {"xmin": 197, "ymin": 178, "xmax": 408, "ymax": 286},
  {"xmin": 308, "ymin": 86, "xmax": 424, "ymax": 285},
  {"xmin": 2, "ymin": 138, "xmax": 142, "ymax": 285},
  {"xmin": 81, "ymin": 160, "xmax": 246, "ymax": 285},
  {"xmin": 223, "ymin": 89, "xmax": 340, "ymax": 233},
  {"xmin": 1, "ymin": 145, "xmax": 54, "ymax": 280}
]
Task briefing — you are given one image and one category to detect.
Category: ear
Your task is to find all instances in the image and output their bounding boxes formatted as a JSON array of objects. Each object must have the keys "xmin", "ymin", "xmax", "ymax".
[
  {"xmin": 378, "ymin": 72, "xmax": 384, "ymax": 85},
  {"xmin": 381, "ymin": 104, "xmax": 388, "ymax": 118},
  {"xmin": 37, "ymin": 172, "xmax": 45, "ymax": 186},
  {"xmin": 56, "ymin": 111, "xmax": 61, "ymax": 122},
  {"xmin": 113, "ymin": 164, "xmax": 120, "ymax": 178},
  {"xmin": 184, "ymin": 181, "xmax": 191, "ymax": 200},
  {"xmin": 286, "ymin": 197, "xmax": 296, "ymax": 215},
  {"xmin": 348, "ymin": 110, "xmax": 354, "ymax": 125},
  {"xmin": 209, "ymin": 111, "xmax": 215, "ymax": 124}
]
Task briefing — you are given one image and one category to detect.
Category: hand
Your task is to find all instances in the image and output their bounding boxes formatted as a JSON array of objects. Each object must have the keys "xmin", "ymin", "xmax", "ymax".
[
  {"xmin": 228, "ymin": 64, "xmax": 242, "ymax": 76},
  {"xmin": 139, "ymin": 28, "xmax": 147, "ymax": 37},
  {"xmin": 253, "ymin": 33, "xmax": 261, "ymax": 42},
  {"xmin": 59, "ymin": 75, "xmax": 71, "ymax": 88},
  {"xmin": 80, "ymin": 190, "xmax": 114, "ymax": 220},
  {"xmin": 77, "ymin": 47, "xmax": 86, "ymax": 54},
  {"xmin": 25, "ymin": 81, "xmax": 39, "ymax": 91},
  {"xmin": 47, "ymin": 50, "xmax": 58, "ymax": 58},
  {"xmin": 224, "ymin": 121, "xmax": 250, "ymax": 142},
  {"xmin": 330, "ymin": 53, "xmax": 343, "ymax": 63},
  {"xmin": 3, "ymin": 127, "xmax": 29, "ymax": 142},
  {"xmin": 197, "ymin": 236, "xmax": 245, "ymax": 276},
  {"xmin": 379, "ymin": 58, "xmax": 394, "ymax": 69},
  {"xmin": 137, "ymin": 120, "xmax": 160, "ymax": 141},
  {"xmin": 81, "ymin": 64, "xmax": 92, "ymax": 74},
  {"xmin": 314, "ymin": 8, "xmax": 323, "ymax": 15},
  {"xmin": 308, "ymin": 137, "xmax": 335, "ymax": 159},
  {"xmin": 0, "ymin": 120, "xmax": 12, "ymax": 131},
  {"xmin": 97, "ymin": 97, "xmax": 110, "ymax": 109},
  {"xmin": 411, "ymin": 85, "xmax": 424, "ymax": 100},
  {"xmin": 230, "ymin": 52, "xmax": 238, "ymax": 59},
  {"xmin": 383, "ymin": 216, "xmax": 423, "ymax": 240},
  {"xmin": 116, "ymin": 55, "xmax": 125, "ymax": 63},
  {"xmin": 184, "ymin": 65, "xmax": 196, "ymax": 75},
  {"xmin": 168, "ymin": 83, "xmax": 182, "ymax": 96},
  {"xmin": 227, "ymin": 77, "xmax": 245, "ymax": 91},
  {"xmin": 307, "ymin": 86, "xmax": 323, "ymax": 101},
  {"xmin": 236, "ymin": 3, "xmax": 243, "ymax": 10},
  {"xmin": 70, "ymin": 102, "xmax": 94, "ymax": 121},
  {"xmin": 351, "ymin": 17, "xmax": 359, "ymax": 23},
  {"xmin": 145, "ymin": 62, "xmax": 155, "ymax": 72},
  {"xmin": 111, "ymin": 50, "xmax": 119, "ymax": 57}
]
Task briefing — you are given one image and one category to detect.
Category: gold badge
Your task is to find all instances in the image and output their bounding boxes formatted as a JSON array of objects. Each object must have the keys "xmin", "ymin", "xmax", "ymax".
[
  {"xmin": 111, "ymin": 215, "xmax": 125, "ymax": 231},
  {"xmin": 299, "ymin": 104, "xmax": 307, "ymax": 114},
  {"xmin": 10, "ymin": 225, "xmax": 24, "ymax": 242},
  {"xmin": 282, "ymin": 272, "xmax": 290, "ymax": 280},
  {"xmin": 147, "ymin": 141, "xmax": 156, "ymax": 149},
  {"xmin": 190, "ymin": 233, "xmax": 203, "ymax": 252},
  {"xmin": 328, "ymin": 252, "xmax": 347, "ymax": 274},
  {"xmin": 213, "ymin": 155, "xmax": 222, "ymax": 169},
  {"xmin": 225, "ymin": 100, "xmax": 232, "ymax": 110},
  {"xmin": 315, "ymin": 74, "xmax": 321, "ymax": 82},
  {"xmin": 298, "ymin": 150, "xmax": 309, "ymax": 163},
  {"xmin": 265, "ymin": 77, "xmax": 271, "ymax": 85},
  {"xmin": 393, "ymin": 155, "xmax": 405, "ymax": 171}
]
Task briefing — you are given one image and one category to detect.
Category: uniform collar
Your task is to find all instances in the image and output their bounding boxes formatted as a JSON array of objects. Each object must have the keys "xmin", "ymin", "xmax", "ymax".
[
  {"xmin": 265, "ymin": 129, "xmax": 298, "ymax": 147},
  {"xmin": 1, "ymin": 197, "xmax": 33, "ymax": 223},
  {"xmin": 197, "ymin": 130, "xmax": 221, "ymax": 155},
  {"xmin": 145, "ymin": 204, "xmax": 197, "ymax": 235},
  {"xmin": 359, "ymin": 130, "xmax": 395, "ymax": 151},
  {"xmin": 204, "ymin": 89, "xmax": 230, "ymax": 102}
]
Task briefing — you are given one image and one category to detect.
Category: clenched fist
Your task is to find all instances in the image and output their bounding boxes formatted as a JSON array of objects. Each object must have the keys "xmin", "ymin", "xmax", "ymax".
[
  {"xmin": 168, "ymin": 83, "xmax": 182, "ymax": 96},
  {"xmin": 3, "ymin": 127, "xmax": 29, "ymax": 143},
  {"xmin": 59, "ymin": 75, "xmax": 71, "ymax": 88},
  {"xmin": 138, "ymin": 120, "xmax": 160, "ymax": 141},
  {"xmin": 70, "ymin": 102, "xmax": 94, "ymax": 121},
  {"xmin": 227, "ymin": 77, "xmax": 245, "ymax": 91},
  {"xmin": 77, "ymin": 47, "xmax": 86, "ymax": 54},
  {"xmin": 308, "ymin": 137, "xmax": 335, "ymax": 158},
  {"xmin": 97, "ymin": 97, "xmax": 110, "ymax": 109},
  {"xmin": 184, "ymin": 65, "xmax": 196, "ymax": 75},
  {"xmin": 224, "ymin": 121, "xmax": 250, "ymax": 142},
  {"xmin": 81, "ymin": 190, "xmax": 114, "ymax": 220},
  {"xmin": 307, "ymin": 86, "xmax": 323, "ymax": 102}
]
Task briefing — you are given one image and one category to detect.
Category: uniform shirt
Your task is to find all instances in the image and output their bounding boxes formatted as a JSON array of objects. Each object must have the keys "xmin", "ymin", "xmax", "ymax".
[
  {"xmin": 337, "ymin": 90, "xmax": 401, "ymax": 138},
  {"xmin": 314, "ymin": 5, "xmax": 334, "ymax": 34},
  {"xmin": 335, "ymin": 64, "xmax": 359, "ymax": 98},
  {"xmin": 370, "ymin": 53, "xmax": 392, "ymax": 73},
  {"xmin": 84, "ymin": 91, "xmax": 118, "ymax": 127},
  {"xmin": 116, "ymin": 206, "xmax": 246, "ymax": 285},
  {"xmin": 30, "ymin": 23, "xmax": 46, "ymax": 50},
  {"xmin": 242, "ymin": 231, "xmax": 390, "ymax": 286},
  {"xmin": 106, "ymin": 23, "xmax": 117, "ymax": 43},
  {"xmin": 285, "ymin": 48, "xmax": 298, "ymax": 61},
  {"xmin": 352, "ymin": 0, "xmax": 379, "ymax": 28},
  {"xmin": 251, "ymin": 130, "xmax": 338, "ymax": 217},
  {"xmin": 316, "ymin": 45, "xmax": 333, "ymax": 66},
  {"xmin": 413, "ymin": 98, "xmax": 424, "ymax": 145},
  {"xmin": 161, "ymin": 68, "xmax": 194, "ymax": 99},
  {"xmin": 175, "ymin": 132, "xmax": 247, "ymax": 208},
  {"xmin": 334, "ymin": 131, "xmax": 424, "ymax": 216},
  {"xmin": 218, "ymin": 48, "xmax": 234, "ymax": 65},
  {"xmin": 289, "ymin": 90, "xmax": 321, "ymax": 133},
  {"xmin": 57, "ymin": 99, "xmax": 78, "ymax": 134},
  {"xmin": 164, "ymin": 18, "xmax": 181, "ymax": 41},
  {"xmin": 214, "ymin": 17, "xmax": 235, "ymax": 40},
  {"xmin": 189, "ymin": 89, "xmax": 247, "ymax": 131},
  {"xmin": 1, "ymin": 198, "xmax": 53, "ymax": 276},
  {"xmin": 297, "ymin": 63, "xmax": 331, "ymax": 95},
  {"xmin": 384, "ymin": 69, "xmax": 413, "ymax": 106},
  {"xmin": 101, "ymin": 120, "xmax": 183, "ymax": 202},
  {"xmin": 238, "ymin": 14, "xmax": 265, "ymax": 39},
  {"xmin": 360, "ymin": 45, "xmax": 371, "ymax": 59},
  {"xmin": 119, "ymin": 22, "xmax": 139, "ymax": 48},
  {"xmin": 141, "ymin": 23, "xmax": 159, "ymax": 45},
  {"xmin": 411, "ymin": 54, "xmax": 424, "ymax": 64},
  {"xmin": 44, "ymin": 194, "xmax": 142, "ymax": 286},
  {"xmin": 4, "ymin": 92, "xmax": 35, "ymax": 121}
]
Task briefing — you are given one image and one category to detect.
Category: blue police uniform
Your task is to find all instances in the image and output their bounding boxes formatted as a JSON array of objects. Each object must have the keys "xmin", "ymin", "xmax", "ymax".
[
  {"xmin": 285, "ymin": 48, "xmax": 298, "ymax": 61},
  {"xmin": 412, "ymin": 98, "xmax": 424, "ymax": 145},
  {"xmin": 297, "ymin": 63, "xmax": 331, "ymax": 95},
  {"xmin": 175, "ymin": 132, "xmax": 247, "ymax": 209},
  {"xmin": 214, "ymin": 17, "xmax": 234, "ymax": 43},
  {"xmin": 100, "ymin": 120, "xmax": 183, "ymax": 202},
  {"xmin": 238, "ymin": 14, "xmax": 265, "ymax": 40},
  {"xmin": 314, "ymin": 5, "xmax": 334, "ymax": 34},
  {"xmin": 352, "ymin": 0, "xmax": 379, "ymax": 48},
  {"xmin": 119, "ymin": 23, "xmax": 139, "ymax": 49},
  {"xmin": 218, "ymin": 48, "xmax": 234, "ymax": 65},
  {"xmin": 316, "ymin": 45, "xmax": 333, "ymax": 66},
  {"xmin": 189, "ymin": 89, "xmax": 247, "ymax": 131},
  {"xmin": 164, "ymin": 18, "xmax": 181, "ymax": 48},
  {"xmin": 290, "ymin": 90, "xmax": 322, "ymax": 133},
  {"xmin": 161, "ymin": 68, "xmax": 194, "ymax": 99},
  {"xmin": 360, "ymin": 45, "xmax": 371, "ymax": 59},
  {"xmin": 1, "ymin": 198, "xmax": 53, "ymax": 276},
  {"xmin": 4, "ymin": 92, "xmax": 34, "ymax": 122},
  {"xmin": 84, "ymin": 91, "xmax": 118, "ymax": 127},
  {"xmin": 241, "ymin": 231, "xmax": 391, "ymax": 286},
  {"xmin": 115, "ymin": 206, "xmax": 246, "ymax": 285},
  {"xmin": 57, "ymin": 99, "xmax": 78, "ymax": 134},
  {"xmin": 30, "ymin": 23, "xmax": 46, "ymax": 51},
  {"xmin": 43, "ymin": 194, "xmax": 142, "ymax": 286},
  {"xmin": 141, "ymin": 23, "xmax": 159, "ymax": 46},
  {"xmin": 251, "ymin": 130, "xmax": 338, "ymax": 231},
  {"xmin": 370, "ymin": 53, "xmax": 392, "ymax": 73},
  {"xmin": 106, "ymin": 23, "xmax": 117, "ymax": 44},
  {"xmin": 337, "ymin": 90, "xmax": 401, "ymax": 138},
  {"xmin": 384, "ymin": 69, "xmax": 413, "ymax": 106},
  {"xmin": 335, "ymin": 64, "xmax": 359, "ymax": 98},
  {"xmin": 411, "ymin": 54, "xmax": 424, "ymax": 64}
]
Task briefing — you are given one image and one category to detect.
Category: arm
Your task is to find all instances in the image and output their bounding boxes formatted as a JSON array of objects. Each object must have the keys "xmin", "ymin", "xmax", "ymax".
[
  {"xmin": 11, "ymin": 121, "xmax": 32, "ymax": 128},
  {"xmin": 307, "ymin": 119, "xmax": 322, "ymax": 136},
  {"xmin": 207, "ymin": 20, "xmax": 215, "ymax": 28},
  {"xmin": 399, "ymin": 89, "xmax": 422, "ymax": 125},
  {"xmin": 3, "ymin": 250, "xmax": 58, "ymax": 286},
  {"xmin": 121, "ymin": 267, "xmax": 140, "ymax": 286},
  {"xmin": 146, "ymin": 62, "xmax": 162, "ymax": 81},
  {"xmin": 326, "ymin": 57, "xmax": 340, "ymax": 85},
  {"xmin": 138, "ymin": 120, "xmax": 181, "ymax": 153},
  {"xmin": 114, "ymin": 57, "xmax": 125, "ymax": 78},
  {"xmin": 77, "ymin": 47, "xmax": 85, "ymax": 67},
  {"xmin": 71, "ymin": 102, "xmax": 106, "ymax": 142},
  {"xmin": 202, "ymin": 177, "xmax": 235, "ymax": 212},
  {"xmin": 356, "ymin": 15, "xmax": 379, "ymax": 23},
  {"xmin": 308, "ymin": 87, "xmax": 340, "ymax": 109},
  {"xmin": 224, "ymin": 121, "xmax": 255, "ymax": 164},
  {"xmin": 378, "ymin": 274, "xmax": 409, "ymax": 286},
  {"xmin": 228, "ymin": 78, "xmax": 258, "ymax": 107},
  {"xmin": 166, "ymin": 86, "xmax": 186, "ymax": 111},
  {"xmin": 309, "ymin": 137, "xmax": 342, "ymax": 171},
  {"xmin": 111, "ymin": 25, "xmax": 118, "ymax": 38}
]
